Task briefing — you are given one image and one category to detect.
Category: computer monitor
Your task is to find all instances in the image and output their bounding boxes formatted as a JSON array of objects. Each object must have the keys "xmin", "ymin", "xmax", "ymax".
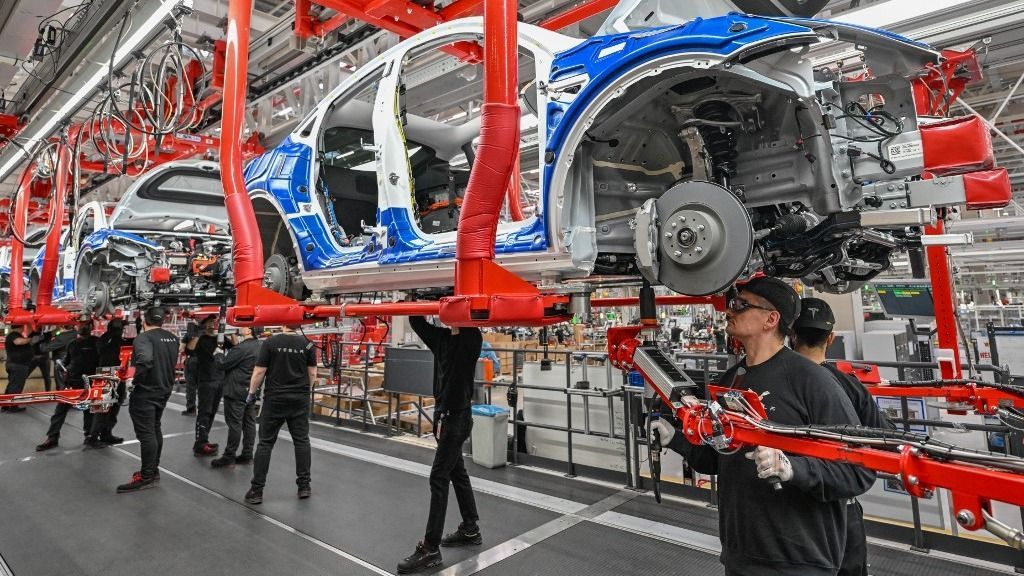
[
  {"xmin": 871, "ymin": 280, "xmax": 935, "ymax": 321},
  {"xmin": 383, "ymin": 346, "xmax": 435, "ymax": 397}
]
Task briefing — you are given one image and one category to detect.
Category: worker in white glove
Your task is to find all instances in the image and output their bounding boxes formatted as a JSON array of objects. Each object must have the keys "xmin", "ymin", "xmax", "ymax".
[
  {"xmin": 745, "ymin": 446, "xmax": 793, "ymax": 483},
  {"xmin": 650, "ymin": 417, "xmax": 676, "ymax": 445}
]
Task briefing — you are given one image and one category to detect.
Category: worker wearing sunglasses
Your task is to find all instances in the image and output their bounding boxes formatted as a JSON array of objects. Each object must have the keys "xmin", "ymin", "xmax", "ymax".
[{"xmin": 652, "ymin": 277, "xmax": 874, "ymax": 576}]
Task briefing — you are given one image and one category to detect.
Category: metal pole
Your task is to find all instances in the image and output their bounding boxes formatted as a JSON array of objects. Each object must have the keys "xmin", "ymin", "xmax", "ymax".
[
  {"xmin": 362, "ymin": 346, "xmax": 371, "ymax": 431},
  {"xmin": 988, "ymin": 322, "xmax": 1001, "ymax": 374},
  {"xmin": 632, "ymin": 389, "xmax": 643, "ymax": 490},
  {"xmin": 898, "ymin": 365, "xmax": 929, "ymax": 552},
  {"xmin": 510, "ymin": 349, "xmax": 520, "ymax": 466},
  {"xmin": 621, "ymin": 372, "xmax": 633, "ymax": 488},
  {"xmin": 565, "ymin": 352, "xmax": 576, "ymax": 477},
  {"xmin": 989, "ymin": 70, "xmax": 1024, "ymax": 124},
  {"xmin": 925, "ymin": 220, "xmax": 961, "ymax": 379}
]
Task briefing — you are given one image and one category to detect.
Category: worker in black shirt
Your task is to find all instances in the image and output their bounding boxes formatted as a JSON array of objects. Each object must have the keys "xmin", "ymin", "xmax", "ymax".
[
  {"xmin": 244, "ymin": 325, "xmax": 317, "ymax": 505},
  {"xmin": 118, "ymin": 307, "xmax": 179, "ymax": 494},
  {"xmin": 35, "ymin": 323, "xmax": 98, "ymax": 451},
  {"xmin": 652, "ymin": 278, "xmax": 875, "ymax": 576},
  {"xmin": 43, "ymin": 325, "xmax": 78, "ymax": 390},
  {"xmin": 181, "ymin": 321, "xmax": 200, "ymax": 415},
  {"xmin": 398, "ymin": 316, "xmax": 483, "ymax": 574},
  {"xmin": 28, "ymin": 329, "xmax": 54, "ymax": 392},
  {"xmin": 188, "ymin": 315, "xmax": 224, "ymax": 456},
  {"xmin": 87, "ymin": 319, "xmax": 127, "ymax": 446},
  {"xmin": 791, "ymin": 297, "xmax": 894, "ymax": 576},
  {"xmin": 3, "ymin": 324, "xmax": 33, "ymax": 413},
  {"xmin": 211, "ymin": 327, "xmax": 261, "ymax": 468}
]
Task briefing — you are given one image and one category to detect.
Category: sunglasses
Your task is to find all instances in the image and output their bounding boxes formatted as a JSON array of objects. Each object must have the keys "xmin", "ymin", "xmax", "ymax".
[{"xmin": 728, "ymin": 297, "xmax": 776, "ymax": 314}]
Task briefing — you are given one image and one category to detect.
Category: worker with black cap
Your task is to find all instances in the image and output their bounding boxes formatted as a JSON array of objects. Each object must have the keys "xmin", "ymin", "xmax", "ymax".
[
  {"xmin": 118, "ymin": 307, "xmax": 179, "ymax": 494},
  {"xmin": 87, "ymin": 318, "xmax": 127, "ymax": 445},
  {"xmin": 652, "ymin": 277, "xmax": 875, "ymax": 576},
  {"xmin": 792, "ymin": 297, "xmax": 893, "ymax": 576},
  {"xmin": 188, "ymin": 314, "xmax": 224, "ymax": 457}
]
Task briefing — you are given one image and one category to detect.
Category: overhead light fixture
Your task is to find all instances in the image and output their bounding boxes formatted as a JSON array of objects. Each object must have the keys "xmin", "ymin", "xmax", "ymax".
[{"xmin": 0, "ymin": 0, "xmax": 190, "ymax": 182}]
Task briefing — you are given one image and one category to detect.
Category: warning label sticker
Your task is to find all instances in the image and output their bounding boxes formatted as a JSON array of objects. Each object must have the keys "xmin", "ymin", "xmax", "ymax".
[{"xmin": 886, "ymin": 140, "xmax": 923, "ymax": 161}]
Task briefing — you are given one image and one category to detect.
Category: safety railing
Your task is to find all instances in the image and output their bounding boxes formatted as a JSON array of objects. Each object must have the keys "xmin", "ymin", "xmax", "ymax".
[{"xmin": 307, "ymin": 338, "xmax": 389, "ymax": 432}]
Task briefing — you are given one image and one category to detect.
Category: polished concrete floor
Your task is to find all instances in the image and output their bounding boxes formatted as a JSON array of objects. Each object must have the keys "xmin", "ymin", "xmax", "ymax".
[{"xmin": 0, "ymin": 393, "xmax": 1015, "ymax": 576}]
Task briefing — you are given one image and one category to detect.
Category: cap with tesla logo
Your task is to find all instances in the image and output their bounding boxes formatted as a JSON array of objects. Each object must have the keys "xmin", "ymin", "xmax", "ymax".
[{"xmin": 793, "ymin": 298, "xmax": 835, "ymax": 331}]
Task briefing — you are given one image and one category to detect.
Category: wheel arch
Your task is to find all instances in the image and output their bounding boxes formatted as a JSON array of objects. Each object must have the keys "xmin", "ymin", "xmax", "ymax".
[{"xmin": 251, "ymin": 192, "xmax": 303, "ymax": 272}]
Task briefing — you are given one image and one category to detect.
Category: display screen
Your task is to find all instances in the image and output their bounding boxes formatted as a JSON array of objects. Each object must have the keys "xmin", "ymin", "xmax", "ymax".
[
  {"xmin": 873, "ymin": 281, "xmax": 935, "ymax": 318},
  {"xmin": 383, "ymin": 346, "xmax": 435, "ymax": 397}
]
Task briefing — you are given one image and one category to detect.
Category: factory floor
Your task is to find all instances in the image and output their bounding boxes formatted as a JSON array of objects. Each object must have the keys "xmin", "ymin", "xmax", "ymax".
[{"xmin": 0, "ymin": 392, "xmax": 1016, "ymax": 576}]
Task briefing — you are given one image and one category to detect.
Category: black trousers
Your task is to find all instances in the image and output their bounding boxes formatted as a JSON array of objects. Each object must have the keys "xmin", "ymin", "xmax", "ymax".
[
  {"xmin": 4, "ymin": 363, "xmax": 30, "ymax": 395},
  {"xmin": 251, "ymin": 395, "xmax": 311, "ymax": 489},
  {"xmin": 29, "ymin": 355, "xmax": 52, "ymax": 392},
  {"xmin": 839, "ymin": 500, "xmax": 868, "ymax": 576},
  {"xmin": 129, "ymin": 395, "xmax": 167, "ymax": 480},
  {"xmin": 425, "ymin": 408, "xmax": 478, "ymax": 548},
  {"xmin": 222, "ymin": 396, "xmax": 257, "ymax": 459},
  {"xmin": 195, "ymin": 379, "xmax": 223, "ymax": 448},
  {"xmin": 46, "ymin": 403, "xmax": 93, "ymax": 440},
  {"xmin": 89, "ymin": 380, "xmax": 126, "ymax": 440},
  {"xmin": 184, "ymin": 356, "xmax": 199, "ymax": 411},
  {"xmin": 45, "ymin": 374, "xmax": 92, "ymax": 439}
]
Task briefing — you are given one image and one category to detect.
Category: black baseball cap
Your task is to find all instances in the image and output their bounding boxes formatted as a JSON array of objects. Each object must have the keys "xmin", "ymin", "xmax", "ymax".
[
  {"xmin": 108, "ymin": 318, "xmax": 125, "ymax": 329},
  {"xmin": 793, "ymin": 297, "xmax": 836, "ymax": 332},
  {"xmin": 738, "ymin": 277, "xmax": 801, "ymax": 331},
  {"xmin": 144, "ymin": 307, "xmax": 166, "ymax": 326}
]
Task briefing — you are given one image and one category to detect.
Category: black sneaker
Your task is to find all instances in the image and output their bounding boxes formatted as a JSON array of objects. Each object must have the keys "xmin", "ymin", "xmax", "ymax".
[
  {"xmin": 84, "ymin": 436, "xmax": 106, "ymax": 449},
  {"xmin": 297, "ymin": 484, "xmax": 311, "ymax": 499},
  {"xmin": 4, "ymin": 406, "xmax": 26, "ymax": 413},
  {"xmin": 181, "ymin": 408, "xmax": 196, "ymax": 415},
  {"xmin": 211, "ymin": 456, "xmax": 235, "ymax": 468},
  {"xmin": 397, "ymin": 542, "xmax": 442, "ymax": 574},
  {"xmin": 235, "ymin": 454, "xmax": 253, "ymax": 465},
  {"xmin": 117, "ymin": 472, "xmax": 158, "ymax": 493},
  {"xmin": 100, "ymin": 435, "xmax": 124, "ymax": 445},
  {"xmin": 35, "ymin": 437, "xmax": 59, "ymax": 452},
  {"xmin": 440, "ymin": 523, "xmax": 482, "ymax": 547},
  {"xmin": 245, "ymin": 487, "xmax": 263, "ymax": 505}
]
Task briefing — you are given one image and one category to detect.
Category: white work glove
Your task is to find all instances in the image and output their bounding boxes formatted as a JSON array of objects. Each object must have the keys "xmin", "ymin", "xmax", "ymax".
[
  {"xmin": 745, "ymin": 446, "xmax": 794, "ymax": 483},
  {"xmin": 650, "ymin": 417, "xmax": 677, "ymax": 444}
]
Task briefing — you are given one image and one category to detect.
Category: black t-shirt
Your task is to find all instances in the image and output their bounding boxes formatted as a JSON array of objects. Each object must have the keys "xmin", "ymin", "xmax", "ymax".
[
  {"xmin": 131, "ymin": 328, "xmax": 180, "ymax": 399},
  {"xmin": 66, "ymin": 335, "xmax": 100, "ymax": 384},
  {"xmin": 194, "ymin": 334, "xmax": 223, "ymax": 383},
  {"xmin": 5, "ymin": 331, "xmax": 33, "ymax": 365},
  {"xmin": 822, "ymin": 363, "xmax": 894, "ymax": 430},
  {"xmin": 32, "ymin": 331, "xmax": 52, "ymax": 358},
  {"xmin": 666, "ymin": 347, "xmax": 875, "ymax": 575},
  {"xmin": 409, "ymin": 317, "xmax": 483, "ymax": 414},
  {"xmin": 97, "ymin": 330, "xmax": 124, "ymax": 368},
  {"xmin": 256, "ymin": 333, "xmax": 316, "ymax": 397}
]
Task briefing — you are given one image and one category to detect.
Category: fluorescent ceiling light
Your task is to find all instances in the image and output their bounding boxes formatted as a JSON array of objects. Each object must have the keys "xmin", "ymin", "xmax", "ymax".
[{"xmin": 0, "ymin": 0, "xmax": 189, "ymax": 182}]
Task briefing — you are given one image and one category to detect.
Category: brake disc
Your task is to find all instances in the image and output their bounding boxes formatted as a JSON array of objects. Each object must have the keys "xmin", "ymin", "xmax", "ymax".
[{"xmin": 634, "ymin": 180, "xmax": 753, "ymax": 296}]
